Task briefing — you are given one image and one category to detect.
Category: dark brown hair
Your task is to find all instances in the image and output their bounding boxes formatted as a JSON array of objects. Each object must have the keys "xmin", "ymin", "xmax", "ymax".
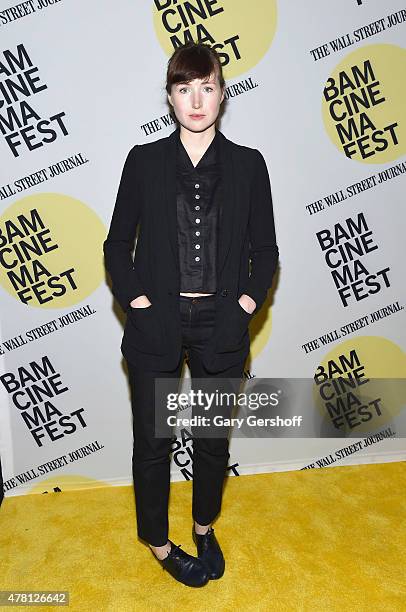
[{"xmin": 165, "ymin": 42, "xmax": 225, "ymax": 94}]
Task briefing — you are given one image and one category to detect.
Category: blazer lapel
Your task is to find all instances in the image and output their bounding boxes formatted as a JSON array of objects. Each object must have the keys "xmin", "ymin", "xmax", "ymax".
[
  {"xmin": 216, "ymin": 129, "xmax": 236, "ymax": 279},
  {"xmin": 163, "ymin": 128, "xmax": 179, "ymax": 271},
  {"xmin": 163, "ymin": 126, "xmax": 237, "ymax": 282}
]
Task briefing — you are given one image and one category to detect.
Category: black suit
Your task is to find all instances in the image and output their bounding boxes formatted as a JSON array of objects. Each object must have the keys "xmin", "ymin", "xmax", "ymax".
[
  {"xmin": 103, "ymin": 127, "xmax": 279, "ymax": 546},
  {"xmin": 103, "ymin": 126, "xmax": 279, "ymax": 374}
]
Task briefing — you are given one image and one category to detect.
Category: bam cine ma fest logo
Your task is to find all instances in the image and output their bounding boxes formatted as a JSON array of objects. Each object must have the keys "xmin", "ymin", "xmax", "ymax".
[
  {"xmin": 153, "ymin": 0, "xmax": 277, "ymax": 79},
  {"xmin": 322, "ymin": 44, "xmax": 406, "ymax": 164},
  {"xmin": 313, "ymin": 336, "xmax": 406, "ymax": 436},
  {"xmin": 0, "ymin": 193, "xmax": 106, "ymax": 309}
]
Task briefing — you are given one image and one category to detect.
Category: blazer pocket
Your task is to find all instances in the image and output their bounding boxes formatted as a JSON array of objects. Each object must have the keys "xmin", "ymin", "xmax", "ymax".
[
  {"xmin": 126, "ymin": 304, "xmax": 166, "ymax": 355},
  {"xmin": 214, "ymin": 299, "xmax": 252, "ymax": 353}
]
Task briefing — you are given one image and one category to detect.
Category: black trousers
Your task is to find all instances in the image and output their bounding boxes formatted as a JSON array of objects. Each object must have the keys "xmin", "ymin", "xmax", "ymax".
[{"xmin": 126, "ymin": 294, "xmax": 246, "ymax": 547}]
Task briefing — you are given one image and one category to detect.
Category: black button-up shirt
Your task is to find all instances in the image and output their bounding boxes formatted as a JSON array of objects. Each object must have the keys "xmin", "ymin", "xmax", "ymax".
[{"xmin": 176, "ymin": 129, "xmax": 222, "ymax": 293}]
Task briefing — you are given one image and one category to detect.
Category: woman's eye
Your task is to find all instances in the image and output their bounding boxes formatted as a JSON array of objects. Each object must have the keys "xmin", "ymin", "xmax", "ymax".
[{"xmin": 178, "ymin": 86, "xmax": 214, "ymax": 93}]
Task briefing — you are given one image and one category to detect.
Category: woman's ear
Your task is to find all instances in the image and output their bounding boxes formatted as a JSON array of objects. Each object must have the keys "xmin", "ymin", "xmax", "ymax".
[{"xmin": 167, "ymin": 93, "xmax": 173, "ymax": 107}]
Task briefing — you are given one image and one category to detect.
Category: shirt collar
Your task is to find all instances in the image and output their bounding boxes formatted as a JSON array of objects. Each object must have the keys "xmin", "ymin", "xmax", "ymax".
[{"xmin": 176, "ymin": 127, "xmax": 219, "ymax": 172}]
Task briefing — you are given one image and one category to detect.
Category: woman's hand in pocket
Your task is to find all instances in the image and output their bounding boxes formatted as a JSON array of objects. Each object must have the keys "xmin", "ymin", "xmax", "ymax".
[
  {"xmin": 238, "ymin": 294, "xmax": 256, "ymax": 314},
  {"xmin": 129, "ymin": 295, "xmax": 152, "ymax": 309}
]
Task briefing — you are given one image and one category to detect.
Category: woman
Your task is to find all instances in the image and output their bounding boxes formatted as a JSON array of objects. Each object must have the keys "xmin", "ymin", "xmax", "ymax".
[{"xmin": 103, "ymin": 41, "xmax": 279, "ymax": 587}]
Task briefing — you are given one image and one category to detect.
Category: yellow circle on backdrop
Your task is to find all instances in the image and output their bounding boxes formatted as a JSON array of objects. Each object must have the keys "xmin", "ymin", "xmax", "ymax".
[
  {"xmin": 313, "ymin": 336, "xmax": 406, "ymax": 435},
  {"xmin": 322, "ymin": 44, "xmax": 406, "ymax": 164},
  {"xmin": 153, "ymin": 0, "xmax": 278, "ymax": 80},
  {"xmin": 0, "ymin": 193, "xmax": 106, "ymax": 309},
  {"xmin": 29, "ymin": 474, "xmax": 111, "ymax": 494}
]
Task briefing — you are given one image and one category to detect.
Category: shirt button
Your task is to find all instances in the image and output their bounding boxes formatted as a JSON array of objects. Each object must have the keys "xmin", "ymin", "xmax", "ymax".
[
  {"xmin": 195, "ymin": 194, "xmax": 200, "ymax": 199},
  {"xmin": 195, "ymin": 244, "xmax": 200, "ymax": 249},
  {"xmin": 195, "ymin": 205, "xmax": 200, "ymax": 210},
  {"xmin": 195, "ymin": 231, "xmax": 200, "ymax": 236},
  {"xmin": 195, "ymin": 256, "xmax": 200, "ymax": 261},
  {"xmin": 195, "ymin": 218, "xmax": 200, "ymax": 223},
  {"xmin": 195, "ymin": 183, "xmax": 200, "ymax": 189}
]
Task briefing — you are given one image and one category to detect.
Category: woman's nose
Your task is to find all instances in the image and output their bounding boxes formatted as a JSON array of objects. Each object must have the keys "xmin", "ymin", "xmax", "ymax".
[{"xmin": 192, "ymin": 93, "xmax": 202, "ymax": 108}]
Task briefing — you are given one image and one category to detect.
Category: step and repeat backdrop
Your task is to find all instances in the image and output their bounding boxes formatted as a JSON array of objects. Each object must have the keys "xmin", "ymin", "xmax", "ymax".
[{"xmin": 0, "ymin": 0, "xmax": 405, "ymax": 498}]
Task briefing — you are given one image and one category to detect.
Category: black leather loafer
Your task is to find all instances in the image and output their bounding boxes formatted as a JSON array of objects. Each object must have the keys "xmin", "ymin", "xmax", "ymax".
[
  {"xmin": 192, "ymin": 526, "xmax": 225, "ymax": 579},
  {"xmin": 154, "ymin": 540, "xmax": 210, "ymax": 587}
]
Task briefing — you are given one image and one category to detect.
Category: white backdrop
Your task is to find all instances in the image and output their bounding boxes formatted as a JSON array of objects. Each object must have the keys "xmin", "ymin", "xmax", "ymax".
[{"xmin": 1, "ymin": 0, "xmax": 405, "ymax": 497}]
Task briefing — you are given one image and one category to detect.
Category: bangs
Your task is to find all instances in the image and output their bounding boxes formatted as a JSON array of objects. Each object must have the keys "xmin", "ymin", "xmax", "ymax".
[
  {"xmin": 171, "ymin": 48, "xmax": 218, "ymax": 85},
  {"xmin": 166, "ymin": 42, "xmax": 224, "ymax": 93}
]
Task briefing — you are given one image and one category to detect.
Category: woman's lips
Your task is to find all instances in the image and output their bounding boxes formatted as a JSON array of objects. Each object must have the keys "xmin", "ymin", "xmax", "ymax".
[{"xmin": 190, "ymin": 115, "xmax": 205, "ymax": 119}]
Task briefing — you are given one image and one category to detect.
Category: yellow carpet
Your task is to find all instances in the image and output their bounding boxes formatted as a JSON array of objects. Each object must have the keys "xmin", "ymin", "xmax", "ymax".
[{"xmin": 1, "ymin": 462, "xmax": 405, "ymax": 611}]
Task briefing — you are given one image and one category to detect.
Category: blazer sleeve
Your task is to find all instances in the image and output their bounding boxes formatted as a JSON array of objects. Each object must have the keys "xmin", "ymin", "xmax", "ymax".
[
  {"xmin": 241, "ymin": 149, "xmax": 279, "ymax": 312},
  {"xmin": 103, "ymin": 145, "xmax": 146, "ymax": 313}
]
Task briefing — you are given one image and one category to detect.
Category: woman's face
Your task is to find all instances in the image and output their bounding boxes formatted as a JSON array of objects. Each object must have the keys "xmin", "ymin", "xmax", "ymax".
[{"xmin": 168, "ymin": 71, "xmax": 225, "ymax": 133}]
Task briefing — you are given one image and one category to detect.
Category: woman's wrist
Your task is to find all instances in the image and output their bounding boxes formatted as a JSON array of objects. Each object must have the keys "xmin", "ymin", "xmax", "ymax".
[
  {"xmin": 130, "ymin": 295, "xmax": 151, "ymax": 308},
  {"xmin": 238, "ymin": 294, "xmax": 256, "ymax": 314}
]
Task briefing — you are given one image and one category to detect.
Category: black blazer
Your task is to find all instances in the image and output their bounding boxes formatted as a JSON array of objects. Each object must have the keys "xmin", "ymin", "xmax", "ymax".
[{"xmin": 103, "ymin": 127, "xmax": 279, "ymax": 373}]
